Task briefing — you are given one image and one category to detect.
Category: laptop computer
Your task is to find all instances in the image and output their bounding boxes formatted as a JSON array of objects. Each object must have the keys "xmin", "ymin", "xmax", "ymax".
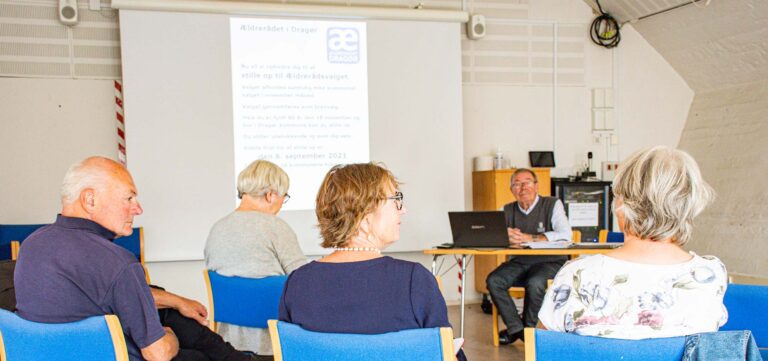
[{"xmin": 447, "ymin": 211, "xmax": 510, "ymax": 248}]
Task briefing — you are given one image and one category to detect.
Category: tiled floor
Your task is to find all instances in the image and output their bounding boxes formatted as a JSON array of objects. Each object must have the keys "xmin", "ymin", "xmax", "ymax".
[{"xmin": 447, "ymin": 303, "xmax": 525, "ymax": 361}]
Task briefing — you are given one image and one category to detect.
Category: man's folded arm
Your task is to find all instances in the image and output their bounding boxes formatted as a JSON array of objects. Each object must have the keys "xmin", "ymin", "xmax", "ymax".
[{"xmin": 141, "ymin": 327, "xmax": 179, "ymax": 361}]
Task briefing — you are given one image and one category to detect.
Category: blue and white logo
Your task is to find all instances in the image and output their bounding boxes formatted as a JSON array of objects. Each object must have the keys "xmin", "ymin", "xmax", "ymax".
[{"xmin": 327, "ymin": 28, "xmax": 360, "ymax": 64}]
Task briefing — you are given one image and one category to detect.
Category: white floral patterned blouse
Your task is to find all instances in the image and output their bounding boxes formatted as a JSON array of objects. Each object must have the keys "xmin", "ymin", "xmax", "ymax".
[{"xmin": 538, "ymin": 252, "xmax": 728, "ymax": 339}]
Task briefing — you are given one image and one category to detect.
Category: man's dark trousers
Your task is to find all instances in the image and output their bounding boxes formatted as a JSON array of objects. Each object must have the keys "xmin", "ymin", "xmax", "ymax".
[{"xmin": 486, "ymin": 258, "xmax": 564, "ymax": 334}]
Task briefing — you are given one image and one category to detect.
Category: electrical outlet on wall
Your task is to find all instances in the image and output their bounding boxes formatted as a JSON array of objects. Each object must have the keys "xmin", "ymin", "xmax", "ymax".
[{"xmin": 602, "ymin": 161, "xmax": 619, "ymax": 181}]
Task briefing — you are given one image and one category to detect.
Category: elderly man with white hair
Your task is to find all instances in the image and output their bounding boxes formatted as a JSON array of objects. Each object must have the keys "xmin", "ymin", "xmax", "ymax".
[
  {"xmin": 15, "ymin": 156, "xmax": 255, "ymax": 361},
  {"xmin": 538, "ymin": 146, "xmax": 728, "ymax": 339}
]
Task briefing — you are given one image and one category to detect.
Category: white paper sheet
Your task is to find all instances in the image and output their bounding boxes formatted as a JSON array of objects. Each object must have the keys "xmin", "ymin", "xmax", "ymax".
[{"xmin": 568, "ymin": 202, "xmax": 599, "ymax": 227}]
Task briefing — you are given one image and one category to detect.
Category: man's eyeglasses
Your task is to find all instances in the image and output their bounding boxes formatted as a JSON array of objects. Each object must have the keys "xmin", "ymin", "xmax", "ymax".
[
  {"xmin": 511, "ymin": 180, "xmax": 537, "ymax": 189},
  {"xmin": 387, "ymin": 191, "xmax": 404, "ymax": 210},
  {"xmin": 282, "ymin": 193, "xmax": 291, "ymax": 204}
]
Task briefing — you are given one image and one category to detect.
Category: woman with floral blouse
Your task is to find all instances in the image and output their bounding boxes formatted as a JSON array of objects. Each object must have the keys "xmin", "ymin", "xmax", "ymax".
[{"xmin": 538, "ymin": 146, "xmax": 727, "ymax": 339}]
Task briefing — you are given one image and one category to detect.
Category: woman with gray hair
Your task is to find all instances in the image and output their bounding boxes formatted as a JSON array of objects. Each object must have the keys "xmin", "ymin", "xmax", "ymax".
[
  {"xmin": 538, "ymin": 146, "xmax": 727, "ymax": 339},
  {"xmin": 204, "ymin": 160, "xmax": 306, "ymax": 359}
]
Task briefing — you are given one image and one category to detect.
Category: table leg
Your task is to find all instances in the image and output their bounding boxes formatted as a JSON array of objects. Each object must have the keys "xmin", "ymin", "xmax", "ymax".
[
  {"xmin": 460, "ymin": 254, "xmax": 467, "ymax": 338},
  {"xmin": 431, "ymin": 255, "xmax": 438, "ymax": 275}
]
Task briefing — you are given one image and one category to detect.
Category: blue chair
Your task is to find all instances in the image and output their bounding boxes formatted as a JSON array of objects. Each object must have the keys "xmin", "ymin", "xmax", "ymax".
[
  {"xmin": 523, "ymin": 328, "xmax": 686, "ymax": 360},
  {"xmin": 113, "ymin": 227, "xmax": 144, "ymax": 263},
  {"xmin": 721, "ymin": 283, "xmax": 768, "ymax": 358},
  {"xmin": 0, "ymin": 309, "xmax": 128, "ymax": 361},
  {"xmin": 525, "ymin": 328, "xmax": 765, "ymax": 360},
  {"xmin": 0, "ymin": 224, "xmax": 47, "ymax": 260},
  {"xmin": 598, "ymin": 230, "xmax": 624, "ymax": 243},
  {"xmin": 0, "ymin": 224, "xmax": 144, "ymax": 264},
  {"xmin": 1, "ymin": 224, "xmax": 150, "ymax": 280},
  {"xmin": 114, "ymin": 227, "xmax": 150, "ymax": 282},
  {"xmin": 268, "ymin": 320, "xmax": 455, "ymax": 361},
  {"xmin": 203, "ymin": 270, "xmax": 287, "ymax": 332},
  {"xmin": 2, "ymin": 240, "xmax": 20, "ymax": 261}
]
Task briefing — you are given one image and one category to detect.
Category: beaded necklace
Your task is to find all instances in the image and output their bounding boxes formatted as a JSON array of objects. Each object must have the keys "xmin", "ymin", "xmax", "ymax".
[{"xmin": 332, "ymin": 247, "xmax": 381, "ymax": 254}]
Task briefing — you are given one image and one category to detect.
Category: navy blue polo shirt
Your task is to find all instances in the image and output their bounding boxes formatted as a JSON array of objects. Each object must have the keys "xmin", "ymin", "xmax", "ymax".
[{"xmin": 14, "ymin": 215, "xmax": 164, "ymax": 361}]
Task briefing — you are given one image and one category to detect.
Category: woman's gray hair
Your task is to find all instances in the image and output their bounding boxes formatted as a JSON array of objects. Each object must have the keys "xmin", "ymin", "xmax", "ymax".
[
  {"xmin": 60, "ymin": 157, "xmax": 109, "ymax": 204},
  {"xmin": 613, "ymin": 146, "xmax": 715, "ymax": 246},
  {"xmin": 237, "ymin": 160, "xmax": 289, "ymax": 198}
]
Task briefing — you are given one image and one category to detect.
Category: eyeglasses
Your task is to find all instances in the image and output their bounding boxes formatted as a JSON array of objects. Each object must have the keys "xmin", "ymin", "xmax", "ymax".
[
  {"xmin": 237, "ymin": 192, "xmax": 290, "ymax": 204},
  {"xmin": 511, "ymin": 180, "xmax": 537, "ymax": 189},
  {"xmin": 387, "ymin": 191, "xmax": 404, "ymax": 210}
]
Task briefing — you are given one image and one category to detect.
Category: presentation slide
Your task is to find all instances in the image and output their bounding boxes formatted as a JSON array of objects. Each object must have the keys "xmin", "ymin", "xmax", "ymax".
[
  {"xmin": 231, "ymin": 18, "xmax": 369, "ymax": 210},
  {"xmin": 120, "ymin": 10, "xmax": 464, "ymax": 260}
]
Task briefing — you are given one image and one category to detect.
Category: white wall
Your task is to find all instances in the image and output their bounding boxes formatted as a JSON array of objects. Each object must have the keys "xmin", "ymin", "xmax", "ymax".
[
  {"xmin": 460, "ymin": 14, "xmax": 693, "ymax": 204},
  {"xmin": 678, "ymin": 80, "xmax": 768, "ymax": 278},
  {"xmin": 615, "ymin": 26, "xmax": 692, "ymax": 159},
  {"xmin": 0, "ymin": 78, "xmax": 117, "ymax": 223},
  {"xmin": 461, "ymin": 17, "xmax": 693, "ymax": 211},
  {"xmin": 621, "ymin": 0, "xmax": 768, "ymax": 280}
]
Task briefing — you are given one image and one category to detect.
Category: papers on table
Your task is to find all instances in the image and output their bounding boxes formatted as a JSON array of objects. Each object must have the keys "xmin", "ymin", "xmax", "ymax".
[{"xmin": 521, "ymin": 240, "xmax": 573, "ymax": 249}]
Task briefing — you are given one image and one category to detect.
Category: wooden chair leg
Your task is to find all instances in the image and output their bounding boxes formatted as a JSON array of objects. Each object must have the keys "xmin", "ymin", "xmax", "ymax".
[{"xmin": 492, "ymin": 287, "xmax": 526, "ymax": 347}]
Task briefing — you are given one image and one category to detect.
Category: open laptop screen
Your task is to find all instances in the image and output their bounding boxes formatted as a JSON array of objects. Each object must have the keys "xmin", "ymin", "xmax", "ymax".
[{"xmin": 448, "ymin": 211, "xmax": 509, "ymax": 248}]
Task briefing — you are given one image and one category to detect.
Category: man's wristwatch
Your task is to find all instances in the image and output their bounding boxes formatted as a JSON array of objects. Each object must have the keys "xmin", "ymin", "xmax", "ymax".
[{"xmin": 531, "ymin": 234, "xmax": 539, "ymax": 241}]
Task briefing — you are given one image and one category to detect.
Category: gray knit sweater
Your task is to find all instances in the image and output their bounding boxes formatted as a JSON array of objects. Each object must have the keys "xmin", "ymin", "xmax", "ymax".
[{"xmin": 204, "ymin": 211, "xmax": 307, "ymax": 355}]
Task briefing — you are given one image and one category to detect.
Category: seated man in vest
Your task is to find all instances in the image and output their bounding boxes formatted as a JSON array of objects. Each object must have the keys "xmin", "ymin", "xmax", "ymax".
[
  {"xmin": 14, "ymin": 156, "xmax": 253, "ymax": 361},
  {"xmin": 486, "ymin": 168, "xmax": 572, "ymax": 345}
]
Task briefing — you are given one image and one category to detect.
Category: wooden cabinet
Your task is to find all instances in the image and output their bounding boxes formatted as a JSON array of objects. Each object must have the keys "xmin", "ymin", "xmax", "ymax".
[{"xmin": 472, "ymin": 168, "xmax": 551, "ymax": 293}]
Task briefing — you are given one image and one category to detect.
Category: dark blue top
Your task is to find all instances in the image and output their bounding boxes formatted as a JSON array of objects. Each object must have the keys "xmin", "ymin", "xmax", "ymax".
[
  {"xmin": 14, "ymin": 215, "xmax": 164, "ymax": 361},
  {"xmin": 279, "ymin": 256, "xmax": 467, "ymax": 360}
]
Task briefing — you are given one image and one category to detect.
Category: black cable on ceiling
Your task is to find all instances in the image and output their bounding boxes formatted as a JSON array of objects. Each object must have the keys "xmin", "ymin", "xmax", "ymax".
[
  {"xmin": 590, "ymin": 0, "xmax": 621, "ymax": 49},
  {"xmin": 631, "ymin": 0, "xmax": 709, "ymax": 23}
]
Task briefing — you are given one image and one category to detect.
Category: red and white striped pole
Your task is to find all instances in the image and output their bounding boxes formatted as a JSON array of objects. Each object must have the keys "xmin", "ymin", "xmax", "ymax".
[
  {"xmin": 115, "ymin": 80, "xmax": 126, "ymax": 165},
  {"xmin": 457, "ymin": 258, "xmax": 463, "ymax": 295}
]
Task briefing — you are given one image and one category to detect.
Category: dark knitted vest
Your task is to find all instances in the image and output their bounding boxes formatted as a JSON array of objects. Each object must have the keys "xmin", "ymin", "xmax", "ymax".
[{"xmin": 503, "ymin": 196, "xmax": 566, "ymax": 264}]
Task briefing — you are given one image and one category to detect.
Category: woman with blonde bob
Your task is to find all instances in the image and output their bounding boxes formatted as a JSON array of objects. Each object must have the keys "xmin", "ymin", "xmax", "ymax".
[
  {"xmin": 278, "ymin": 163, "xmax": 467, "ymax": 360},
  {"xmin": 205, "ymin": 160, "xmax": 306, "ymax": 358},
  {"xmin": 538, "ymin": 146, "xmax": 727, "ymax": 339}
]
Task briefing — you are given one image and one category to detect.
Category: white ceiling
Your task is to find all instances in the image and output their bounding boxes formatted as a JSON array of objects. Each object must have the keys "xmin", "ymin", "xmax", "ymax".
[
  {"xmin": 583, "ymin": 0, "xmax": 768, "ymax": 92},
  {"xmin": 583, "ymin": 0, "xmax": 691, "ymax": 23}
]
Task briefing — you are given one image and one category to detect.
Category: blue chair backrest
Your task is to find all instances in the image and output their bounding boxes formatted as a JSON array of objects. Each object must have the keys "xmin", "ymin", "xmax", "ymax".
[
  {"xmin": 205, "ymin": 271, "xmax": 287, "ymax": 328},
  {"xmin": 0, "ymin": 224, "xmax": 47, "ymax": 260},
  {"xmin": 606, "ymin": 231, "xmax": 624, "ymax": 243},
  {"xmin": 113, "ymin": 227, "xmax": 142, "ymax": 262},
  {"xmin": 721, "ymin": 283, "xmax": 768, "ymax": 347},
  {"xmin": 528, "ymin": 328, "xmax": 686, "ymax": 361},
  {"xmin": 0, "ymin": 309, "xmax": 128, "ymax": 361},
  {"xmin": 269, "ymin": 320, "xmax": 453, "ymax": 361},
  {"xmin": 0, "ymin": 243, "xmax": 11, "ymax": 261}
]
